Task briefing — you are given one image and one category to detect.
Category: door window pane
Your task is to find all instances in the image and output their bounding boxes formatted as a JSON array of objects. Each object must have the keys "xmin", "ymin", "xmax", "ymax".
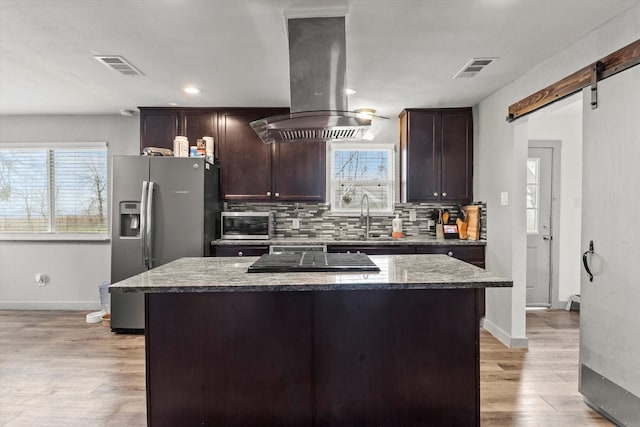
[{"xmin": 526, "ymin": 157, "xmax": 540, "ymax": 233}]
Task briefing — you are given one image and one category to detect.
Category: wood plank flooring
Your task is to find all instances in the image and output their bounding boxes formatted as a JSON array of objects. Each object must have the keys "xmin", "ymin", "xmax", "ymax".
[{"xmin": 0, "ymin": 309, "xmax": 612, "ymax": 426}]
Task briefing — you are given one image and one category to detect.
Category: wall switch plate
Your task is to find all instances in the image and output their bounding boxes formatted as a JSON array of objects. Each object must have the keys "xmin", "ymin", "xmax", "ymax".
[
  {"xmin": 500, "ymin": 192, "xmax": 509, "ymax": 206},
  {"xmin": 409, "ymin": 209, "xmax": 417, "ymax": 222},
  {"xmin": 292, "ymin": 218, "xmax": 300, "ymax": 229}
]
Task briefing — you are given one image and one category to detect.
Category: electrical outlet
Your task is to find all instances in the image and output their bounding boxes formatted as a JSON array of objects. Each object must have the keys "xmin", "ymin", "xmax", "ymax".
[
  {"xmin": 500, "ymin": 192, "xmax": 509, "ymax": 206},
  {"xmin": 409, "ymin": 209, "xmax": 417, "ymax": 222},
  {"xmin": 292, "ymin": 218, "xmax": 300, "ymax": 229}
]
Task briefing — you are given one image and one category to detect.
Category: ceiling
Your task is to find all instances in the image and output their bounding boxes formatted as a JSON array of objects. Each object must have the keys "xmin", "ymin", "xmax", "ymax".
[{"xmin": 1, "ymin": 0, "xmax": 638, "ymax": 119}]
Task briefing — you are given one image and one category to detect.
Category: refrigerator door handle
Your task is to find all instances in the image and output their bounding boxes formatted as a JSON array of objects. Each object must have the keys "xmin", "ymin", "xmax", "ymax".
[
  {"xmin": 140, "ymin": 181, "xmax": 149, "ymax": 267},
  {"xmin": 146, "ymin": 181, "xmax": 155, "ymax": 268}
]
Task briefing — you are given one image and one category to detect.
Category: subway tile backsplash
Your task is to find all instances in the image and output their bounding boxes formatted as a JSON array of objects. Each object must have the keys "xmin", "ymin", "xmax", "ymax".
[{"xmin": 224, "ymin": 202, "xmax": 487, "ymax": 240}]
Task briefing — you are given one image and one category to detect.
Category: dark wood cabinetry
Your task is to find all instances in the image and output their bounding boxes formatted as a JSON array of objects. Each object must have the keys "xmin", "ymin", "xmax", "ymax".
[
  {"xmin": 400, "ymin": 108, "xmax": 473, "ymax": 203},
  {"xmin": 219, "ymin": 108, "xmax": 325, "ymax": 202},
  {"xmin": 327, "ymin": 245, "xmax": 415, "ymax": 255},
  {"xmin": 213, "ymin": 244, "xmax": 270, "ymax": 257},
  {"xmin": 139, "ymin": 107, "xmax": 326, "ymax": 202},
  {"xmin": 139, "ymin": 108, "xmax": 217, "ymax": 153}
]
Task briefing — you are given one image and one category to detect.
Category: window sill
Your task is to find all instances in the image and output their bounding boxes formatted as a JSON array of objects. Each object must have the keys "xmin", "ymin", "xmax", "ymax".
[{"xmin": 0, "ymin": 234, "xmax": 110, "ymax": 242}]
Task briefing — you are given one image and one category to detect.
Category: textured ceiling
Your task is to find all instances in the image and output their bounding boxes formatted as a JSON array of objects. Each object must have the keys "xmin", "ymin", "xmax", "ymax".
[{"xmin": 0, "ymin": 0, "xmax": 638, "ymax": 118}]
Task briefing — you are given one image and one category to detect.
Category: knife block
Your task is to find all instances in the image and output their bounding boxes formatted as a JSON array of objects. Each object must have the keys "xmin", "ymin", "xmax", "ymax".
[{"xmin": 464, "ymin": 206, "xmax": 480, "ymax": 241}]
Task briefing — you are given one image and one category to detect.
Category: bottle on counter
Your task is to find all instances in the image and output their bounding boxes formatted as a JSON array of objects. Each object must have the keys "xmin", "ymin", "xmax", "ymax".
[{"xmin": 392, "ymin": 214, "xmax": 403, "ymax": 238}]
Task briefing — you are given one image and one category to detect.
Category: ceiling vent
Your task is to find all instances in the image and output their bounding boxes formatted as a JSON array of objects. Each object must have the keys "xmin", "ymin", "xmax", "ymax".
[
  {"xmin": 93, "ymin": 55, "xmax": 145, "ymax": 76},
  {"xmin": 453, "ymin": 57, "xmax": 497, "ymax": 79}
]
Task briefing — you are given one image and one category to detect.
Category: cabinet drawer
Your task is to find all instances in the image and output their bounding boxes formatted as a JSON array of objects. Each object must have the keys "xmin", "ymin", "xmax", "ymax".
[
  {"xmin": 415, "ymin": 245, "xmax": 485, "ymax": 263},
  {"xmin": 327, "ymin": 245, "xmax": 414, "ymax": 255},
  {"xmin": 214, "ymin": 245, "xmax": 269, "ymax": 257}
]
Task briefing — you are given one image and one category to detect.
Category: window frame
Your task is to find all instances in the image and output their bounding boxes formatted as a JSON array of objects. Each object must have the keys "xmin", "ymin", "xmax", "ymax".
[
  {"xmin": 329, "ymin": 142, "xmax": 395, "ymax": 216},
  {"xmin": 0, "ymin": 142, "xmax": 109, "ymax": 241}
]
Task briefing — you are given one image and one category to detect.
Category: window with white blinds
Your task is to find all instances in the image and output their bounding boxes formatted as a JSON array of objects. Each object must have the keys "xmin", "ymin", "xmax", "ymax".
[
  {"xmin": 0, "ymin": 143, "xmax": 108, "ymax": 238},
  {"xmin": 330, "ymin": 143, "xmax": 395, "ymax": 215}
]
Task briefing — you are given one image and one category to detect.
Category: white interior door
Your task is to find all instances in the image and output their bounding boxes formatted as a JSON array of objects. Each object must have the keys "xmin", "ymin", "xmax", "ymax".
[{"xmin": 526, "ymin": 147, "xmax": 553, "ymax": 306}]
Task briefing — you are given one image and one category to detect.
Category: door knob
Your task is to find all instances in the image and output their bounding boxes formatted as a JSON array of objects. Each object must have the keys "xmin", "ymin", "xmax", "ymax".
[{"xmin": 543, "ymin": 235, "xmax": 552, "ymax": 241}]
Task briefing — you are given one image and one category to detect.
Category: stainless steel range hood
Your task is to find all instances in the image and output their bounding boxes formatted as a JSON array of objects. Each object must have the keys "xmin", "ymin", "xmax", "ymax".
[{"xmin": 250, "ymin": 16, "xmax": 388, "ymax": 144}]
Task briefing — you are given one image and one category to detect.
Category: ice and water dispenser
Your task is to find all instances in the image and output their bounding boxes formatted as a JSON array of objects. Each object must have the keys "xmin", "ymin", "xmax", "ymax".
[{"xmin": 119, "ymin": 201, "xmax": 140, "ymax": 237}]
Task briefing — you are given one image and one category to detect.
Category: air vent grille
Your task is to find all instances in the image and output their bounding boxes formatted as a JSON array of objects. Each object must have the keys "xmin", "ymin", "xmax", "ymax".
[
  {"xmin": 278, "ymin": 127, "xmax": 365, "ymax": 143},
  {"xmin": 93, "ymin": 55, "xmax": 145, "ymax": 76},
  {"xmin": 453, "ymin": 57, "xmax": 497, "ymax": 79}
]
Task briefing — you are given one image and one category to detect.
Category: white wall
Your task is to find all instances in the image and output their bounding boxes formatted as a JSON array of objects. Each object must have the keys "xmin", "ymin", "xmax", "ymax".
[
  {"xmin": 528, "ymin": 97, "xmax": 583, "ymax": 303},
  {"xmin": 476, "ymin": 3, "xmax": 640, "ymax": 347},
  {"xmin": 0, "ymin": 115, "xmax": 139, "ymax": 309}
]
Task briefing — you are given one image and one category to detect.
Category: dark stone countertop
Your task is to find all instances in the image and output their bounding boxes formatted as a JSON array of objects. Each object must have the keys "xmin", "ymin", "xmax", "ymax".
[{"xmin": 109, "ymin": 254, "xmax": 511, "ymax": 294}]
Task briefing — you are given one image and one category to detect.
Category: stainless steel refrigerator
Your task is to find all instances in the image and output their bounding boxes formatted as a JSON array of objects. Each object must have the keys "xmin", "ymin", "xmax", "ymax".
[{"xmin": 110, "ymin": 156, "xmax": 220, "ymax": 332}]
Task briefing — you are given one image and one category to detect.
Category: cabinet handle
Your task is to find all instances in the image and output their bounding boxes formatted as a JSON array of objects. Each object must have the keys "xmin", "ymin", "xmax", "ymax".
[
  {"xmin": 237, "ymin": 251, "xmax": 243, "ymax": 257},
  {"xmin": 433, "ymin": 192, "xmax": 439, "ymax": 197},
  {"xmin": 275, "ymin": 192, "xmax": 280, "ymax": 198},
  {"xmin": 447, "ymin": 251, "xmax": 454, "ymax": 257},
  {"xmin": 442, "ymin": 192, "xmax": 447, "ymax": 198},
  {"xmin": 266, "ymin": 191, "xmax": 271, "ymax": 197}
]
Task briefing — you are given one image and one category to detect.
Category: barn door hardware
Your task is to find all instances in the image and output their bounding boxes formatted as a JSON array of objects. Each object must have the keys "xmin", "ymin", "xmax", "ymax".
[{"xmin": 590, "ymin": 61, "xmax": 605, "ymax": 109}]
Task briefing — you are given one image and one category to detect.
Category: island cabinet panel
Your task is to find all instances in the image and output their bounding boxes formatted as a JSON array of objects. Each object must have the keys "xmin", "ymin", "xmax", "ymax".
[
  {"xmin": 145, "ymin": 292, "xmax": 314, "ymax": 427},
  {"xmin": 313, "ymin": 289, "xmax": 479, "ymax": 426},
  {"xmin": 145, "ymin": 288, "xmax": 482, "ymax": 426},
  {"xmin": 400, "ymin": 108, "xmax": 473, "ymax": 203}
]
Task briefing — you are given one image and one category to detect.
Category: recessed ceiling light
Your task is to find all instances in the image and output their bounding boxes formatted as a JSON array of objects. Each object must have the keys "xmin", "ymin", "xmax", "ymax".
[
  {"xmin": 119, "ymin": 109, "xmax": 135, "ymax": 117},
  {"xmin": 345, "ymin": 88, "xmax": 357, "ymax": 95},
  {"xmin": 168, "ymin": 102, "xmax": 178, "ymax": 106},
  {"xmin": 184, "ymin": 86, "xmax": 202, "ymax": 95}
]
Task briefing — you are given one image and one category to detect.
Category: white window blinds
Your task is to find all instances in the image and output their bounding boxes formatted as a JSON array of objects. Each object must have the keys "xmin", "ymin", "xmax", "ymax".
[{"xmin": 0, "ymin": 143, "xmax": 108, "ymax": 237}]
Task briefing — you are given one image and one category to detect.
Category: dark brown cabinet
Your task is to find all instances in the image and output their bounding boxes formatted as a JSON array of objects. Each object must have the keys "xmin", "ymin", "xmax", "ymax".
[
  {"xmin": 139, "ymin": 108, "xmax": 217, "ymax": 153},
  {"xmin": 219, "ymin": 108, "xmax": 326, "ymax": 202},
  {"xmin": 139, "ymin": 107, "xmax": 326, "ymax": 202},
  {"xmin": 399, "ymin": 108, "xmax": 473, "ymax": 203},
  {"xmin": 213, "ymin": 244, "xmax": 269, "ymax": 257},
  {"xmin": 327, "ymin": 245, "xmax": 415, "ymax": 255}
]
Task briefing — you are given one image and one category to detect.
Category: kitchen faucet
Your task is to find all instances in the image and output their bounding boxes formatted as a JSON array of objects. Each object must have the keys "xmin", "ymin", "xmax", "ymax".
[{"xmin": 360, "ymin": 193, "xmax": 370, "ymax": 240}]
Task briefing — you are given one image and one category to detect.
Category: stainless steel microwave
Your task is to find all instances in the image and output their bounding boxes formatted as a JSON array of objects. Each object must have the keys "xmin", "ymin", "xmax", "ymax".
[{"xmin": 221, "ymin": 212, "xmax": 274, "ymax": 240}]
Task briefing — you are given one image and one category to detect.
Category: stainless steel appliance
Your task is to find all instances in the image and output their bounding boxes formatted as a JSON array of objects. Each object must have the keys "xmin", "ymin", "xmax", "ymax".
[
  {"xmin": 221, "ymin": 211, "xmax": 273, "ymax": 240},
  {"xmin": 110, "ymin": 156, "xmax": 221, "ymax": 332}
]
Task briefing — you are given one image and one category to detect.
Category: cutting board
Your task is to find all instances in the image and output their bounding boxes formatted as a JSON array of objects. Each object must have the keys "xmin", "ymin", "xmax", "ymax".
[{"xmin": 463, "ymin": 206, "xmax": 480, "ymax": 241}]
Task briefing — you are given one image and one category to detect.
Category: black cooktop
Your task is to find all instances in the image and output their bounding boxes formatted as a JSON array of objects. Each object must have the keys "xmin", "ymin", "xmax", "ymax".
[{"xmin": 247, "ymin": 252, "xmax": 380, "ymax": 273}]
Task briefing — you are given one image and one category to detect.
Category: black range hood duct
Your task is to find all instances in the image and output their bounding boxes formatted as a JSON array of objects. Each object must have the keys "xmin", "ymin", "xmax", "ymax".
[{"xmin": 250, "ymin": 16, "xmax": 388, "ymax": 144}]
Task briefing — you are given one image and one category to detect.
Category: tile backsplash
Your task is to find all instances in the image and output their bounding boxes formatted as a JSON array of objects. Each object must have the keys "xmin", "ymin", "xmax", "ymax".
[{"xmin": 224, "ymin": 202, "xmax": 487, "ymax": 240}]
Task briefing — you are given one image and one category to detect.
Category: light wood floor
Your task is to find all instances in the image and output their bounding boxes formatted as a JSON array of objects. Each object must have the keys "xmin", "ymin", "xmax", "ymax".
[{"xmin": 0, "ymin": 309, "xmax": 611, "ymax": 426}]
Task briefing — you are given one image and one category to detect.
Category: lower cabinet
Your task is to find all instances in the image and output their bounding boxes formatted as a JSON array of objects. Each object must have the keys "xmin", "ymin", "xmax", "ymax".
[
  {"xmin": 327, "ymin": 245, "xmax": 415, "ymax": 255},
  {"xmin": 213, "ymin": 245, "xmax": 269, "ymax": 257}
]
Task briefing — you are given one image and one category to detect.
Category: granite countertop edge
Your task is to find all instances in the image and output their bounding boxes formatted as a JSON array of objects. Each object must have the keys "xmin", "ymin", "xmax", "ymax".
[{"xmin": 110, "ymin": 255, "xmax": 511, "ymax": 294}]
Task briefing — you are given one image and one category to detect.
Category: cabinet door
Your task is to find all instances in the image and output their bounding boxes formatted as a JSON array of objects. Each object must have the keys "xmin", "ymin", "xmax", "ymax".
[
  {"xmin": 140, "ymin": 108, "xmax": 179, "ymax": 152},
  {"xmin": 182, "ymin": 110, "xmax": 217, "ymax": 153},
  {"xmin": 440, "ymin": 109, "xmax": 473, "ymax": 203},
  {"xmin": 415, "ymin": 244, "xmax": 484, "ymax": 267},
  {"xmin": 219, "ymin": 110, "xmax": 281, "ymax": 201},
  {"xmin": 273, "ymin": 141, "xmax": 326, "ymax": 201},
  {"xmin": 401, "ymin": 110, "xmax": 440, "ymax": 202}
]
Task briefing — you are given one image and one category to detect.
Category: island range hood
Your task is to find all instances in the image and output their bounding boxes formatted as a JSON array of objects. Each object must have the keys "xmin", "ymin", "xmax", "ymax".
[{"xmin": 250, "ymin": 16, "xmax": 388, "ymax": 144}]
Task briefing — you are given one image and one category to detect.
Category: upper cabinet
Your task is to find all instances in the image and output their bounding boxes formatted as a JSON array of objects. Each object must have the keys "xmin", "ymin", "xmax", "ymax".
[
  {"xmin": 140, "ymin": 108, "xmax": 217, "ymax": 153},
  {"xmin": 399, "ymin": 108, "xmax": 473, "ymax": 203},
  {"xmin": 218, "ymin": 109, "xmax": 326, "ymax": 202}
]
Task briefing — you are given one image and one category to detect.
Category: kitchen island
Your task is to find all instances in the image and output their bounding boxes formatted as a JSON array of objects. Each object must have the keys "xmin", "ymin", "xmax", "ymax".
[{"xmin": 110, "ymin": 255, "xmax": 511, "ymax": 427}]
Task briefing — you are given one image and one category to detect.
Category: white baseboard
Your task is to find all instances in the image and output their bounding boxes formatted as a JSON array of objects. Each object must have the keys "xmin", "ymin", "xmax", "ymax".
[
  {"xmin": 0, "ymin": 301, "xmax": 100, "ymax": 310},
  {"xmin": 482, "ymin": 317, "xmax": 529, "ymax": 348}
]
